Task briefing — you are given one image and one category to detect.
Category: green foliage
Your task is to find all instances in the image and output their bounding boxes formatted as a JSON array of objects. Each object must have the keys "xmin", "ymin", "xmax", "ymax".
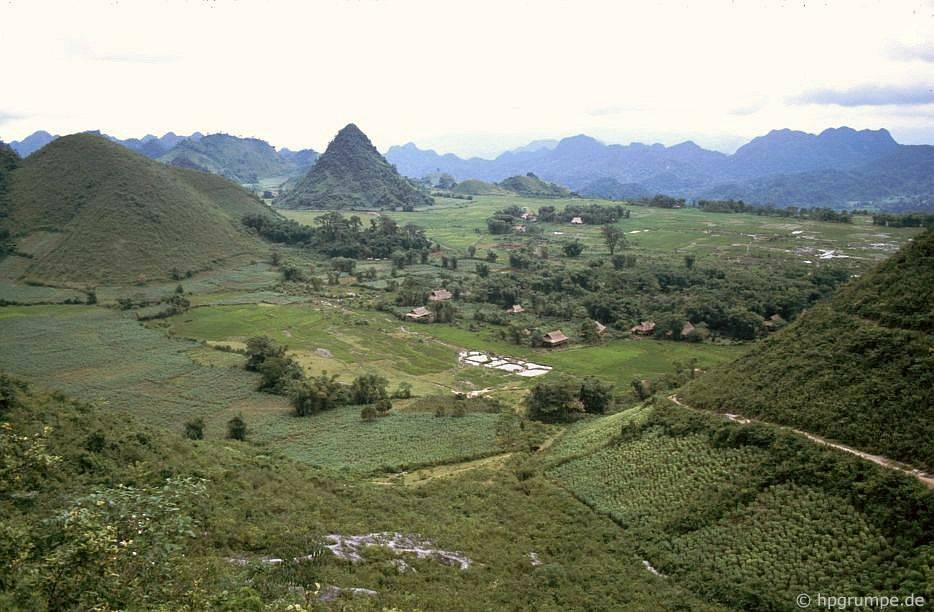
[
  {"xmin": 291, "ymin": 371, "xmax": 344, "ymax": 416},
  {"xmin": 561, "ymin": 240, "xmax": 584, "ymax": 257},
  {"xmin": 350, "ymin": 372, "xmax": 389, "ymax": 405},
  {"xmin": 683, "ymin": 228, "xmax": 934, "ymax": 470},
  {"xmin": 227, "ymin": 414, "xmax": 247, "ymax": 441},
  {"xmin": 184, "ymin": 417, "xmax": 205, "ymax": 440},
  {"xmin": 526, "ymin": 377, "xmax": 585, "ymax": 423}
]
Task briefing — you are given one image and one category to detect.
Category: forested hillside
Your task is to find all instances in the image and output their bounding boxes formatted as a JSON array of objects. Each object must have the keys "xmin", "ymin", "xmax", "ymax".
[{"xmin": 682, "ymin": 227, "xmax": 934, "ymax": 470}]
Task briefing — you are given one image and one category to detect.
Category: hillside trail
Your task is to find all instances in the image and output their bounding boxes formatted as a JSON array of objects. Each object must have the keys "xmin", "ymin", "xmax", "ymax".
[{"xmin": 668, "ymin": 395, "xmax": 934, "ymax": 489}]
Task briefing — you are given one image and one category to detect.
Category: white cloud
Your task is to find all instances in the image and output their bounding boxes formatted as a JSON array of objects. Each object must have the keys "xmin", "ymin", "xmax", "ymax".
[{"xmin": 0, "ymin": 0, "xmax": 931, "ymax": 155}]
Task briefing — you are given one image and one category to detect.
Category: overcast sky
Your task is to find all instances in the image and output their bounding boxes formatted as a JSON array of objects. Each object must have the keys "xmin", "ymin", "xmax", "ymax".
[{"xmin": 1, "ymin": 0, "xmax": 932, "ymax": 156}]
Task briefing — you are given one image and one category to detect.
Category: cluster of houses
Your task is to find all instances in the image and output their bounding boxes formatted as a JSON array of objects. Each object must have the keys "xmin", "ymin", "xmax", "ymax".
[{"xmin": 405, "ymin": 289, "xmax": 453, "ymax": 322}]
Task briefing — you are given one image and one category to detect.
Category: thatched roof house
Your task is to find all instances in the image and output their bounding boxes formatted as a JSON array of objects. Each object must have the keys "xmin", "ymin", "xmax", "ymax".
[
  {"xmin": 506, "ymin": 304, "xmax": 525, "ymax": 314},
  {"xmin": 542, "ymin": 330, "xmax": 569, "ymax": 347},
  {"xmin": 427, "ymin": 289, "xmax": 453, "ymax": 301},
  {"xmin": 405, "ymin": 306, "xmax": 432, "ymax": 321},
  {"xmin": 631, "ymin": 320, "xmax": 656, "ymax": 335}
]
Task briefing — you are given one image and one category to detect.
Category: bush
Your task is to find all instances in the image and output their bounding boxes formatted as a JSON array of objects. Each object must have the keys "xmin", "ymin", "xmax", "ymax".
[
  {"xmin": 184, "ymin": 418, "xmax": 204, "ymax": 440},
  {"xmin": 226, "ymin": 414, "xmax": 247, "ymax": 441}
]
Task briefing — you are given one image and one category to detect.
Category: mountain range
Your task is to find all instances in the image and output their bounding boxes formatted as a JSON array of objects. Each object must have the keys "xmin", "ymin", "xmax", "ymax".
[
  {"xmin": 386, "ymin": 127, "xmax": 934, "ymax": 210},
  {"xmin": 6, "ymin": 130, "xmax": 318, "ymax": 188}
]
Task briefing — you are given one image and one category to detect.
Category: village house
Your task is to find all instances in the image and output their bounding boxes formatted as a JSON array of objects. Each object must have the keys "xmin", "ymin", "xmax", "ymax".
[
  {"xmin": 681, "ymin": 321, "xmax": 696, "ymax": 337},
  {"xmin": 405, "ymin": 306, "xmax": 432, "ymax": 322},
  {"xmin": 506, "ymin": 304, "xmax": 525, "ymax": 314},
  {"xmin": 630, "ymin": 320, "xmax": 656, "ymax": 335},
  {"xmin": 570, "ymin": 217, "xmax": 584, "ymax": 225},
  {"xmin": 427, "ymin": 289, "xmax": 453, "ymax": 301},
  {"xmin": 595, "ymin": 321, "xmax": 608, "ymax": 336},
  {"xmin": 542, "ymin": 330, "xmax": 569, "ymax": 347}
]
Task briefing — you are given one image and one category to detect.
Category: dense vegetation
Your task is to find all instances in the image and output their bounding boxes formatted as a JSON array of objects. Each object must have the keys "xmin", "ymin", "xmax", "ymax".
[
  {"xmin": 697, "ymin": 199, "xmax": 853, "ymax": 223},
  {"xmin": 276, "ymin": 124, "xmax": 433, "ymax": 210},
  {"xmin": 0, "ymin": 134, "xmax": 276, "ymax": 283},
  {"xmin": 549, "ymin": 402, "xmax": 934, "ymax": 611},
  {"xmin": 1, "ymin": 377, "xmax": 727, "ymax": 610},
  {"xmin": 243, "ymin": 210, "xmax": 432, "ymax": 258},
  {"xmin": 682, "ymin": 227, "xmax": 934, "ymax": 470}
]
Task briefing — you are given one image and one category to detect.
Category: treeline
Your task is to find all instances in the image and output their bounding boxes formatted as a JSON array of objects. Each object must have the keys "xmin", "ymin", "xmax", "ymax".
[
  {"xmin": 538, "ymin": 203, "xmax": 630, "ymax": 224},
  {"xmin": 697, "ymin": 199, "xmax": 853, "ymax": 223},
  {"xmin": 870, "ymin": 212, "xmax": 934, "ymax": 227},
  {"xmin": 486, "ymin": 203, "xmax": 630, "ymax": 234},
  {"xmin": 243, "ymin": 211, "xmax": 432, "ymax": 258}
]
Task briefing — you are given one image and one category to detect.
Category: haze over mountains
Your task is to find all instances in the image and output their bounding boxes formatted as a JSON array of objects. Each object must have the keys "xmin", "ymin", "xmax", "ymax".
[
  {"xmin": 386, "ymin": 127, "xmax": 934, "ymax": 210},
  {"xmin": 5, "ymin": 125, "xmax": 934, "ymax": 210}
]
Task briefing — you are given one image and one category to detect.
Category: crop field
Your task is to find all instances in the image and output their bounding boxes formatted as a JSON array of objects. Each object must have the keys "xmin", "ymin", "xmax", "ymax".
[
  {"xmin": 546, "ymin": 404, "xmax": 652, "ymax": 464},
  {"xmin": 282, "ymin": 195, "xmax": 920, "ymax": 266},
  {"xmin": 419, "ymin": 323, "xmax": 746, "ymax": 387},
  {"xmin": 654, "ymin": 482, "xmax": 895, "ymax": 608},
  {"xmin": 0, "ymin": 305, "xmax": 279, "ymax": 433},
  {"xmin": 254, "ymin": 406, "xmax": 512, "ymax": 476},
  {"xmin": 547, "ymin": 432, "xmax": 766, "ymax": 529}
]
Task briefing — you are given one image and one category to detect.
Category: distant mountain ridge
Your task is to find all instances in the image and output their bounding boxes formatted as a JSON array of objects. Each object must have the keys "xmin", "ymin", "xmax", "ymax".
[
  {"xmin": 7, "ymin": 130, "xmax": 317, "ymax": 186},
  {"xmin": 386, "ymin": 127, "xmax": 932, "ymax": 210}
]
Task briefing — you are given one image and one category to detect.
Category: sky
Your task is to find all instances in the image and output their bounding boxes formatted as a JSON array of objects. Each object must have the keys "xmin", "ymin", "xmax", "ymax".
[{"xmin": 1, "ymin": 0, "xmax": 932, "ymax": 157}]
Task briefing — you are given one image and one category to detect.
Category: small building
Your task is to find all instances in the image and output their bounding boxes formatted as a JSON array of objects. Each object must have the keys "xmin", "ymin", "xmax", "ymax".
[
  {"xmin": 542, "ymin": 330, "xmax": 569, "ymax": 347},
  {"xmin": 521, "ymin": 211, "xmax": 537, "ymax": 221},
  {"xmin": 405, "ymin": 306, "xmax": 432, "ymax": 322},
  {"xmin": 570, "ymin": 217, "xmax": 584, "ymax": 225},
  {"xmin": 506, "ymin": 304, "xmax": 525, "ymax": 314},
  {"xmin": 515, "ymin": 224, "xmax": 527, "ymax": 233},
  {"xmin": 763, "ymin": 313, "xmax": 785, "ymax": 331},
  {"xmin": 427, "ymin": 289, "xmax": 453, "ymax": 302},
  {"xmin": 681, "ymin": 321, "xmax": 696, "ymax": 337},
  {"xmin": 631, "ymin": 320, "xmax": 656, "ymax": 335},
  {"xmin": 595, "ymin": 321, "xmax": 608, "ymax": 336}
]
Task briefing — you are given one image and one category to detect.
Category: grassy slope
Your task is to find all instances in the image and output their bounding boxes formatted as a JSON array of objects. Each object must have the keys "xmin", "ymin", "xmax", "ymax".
[
  {"xmin": 682, "ymin": 227, "xmax": 934, "ymax": 470},
  {"xmin": 3, "ymin": 133, "xmax": 275, "ymax": 284}
]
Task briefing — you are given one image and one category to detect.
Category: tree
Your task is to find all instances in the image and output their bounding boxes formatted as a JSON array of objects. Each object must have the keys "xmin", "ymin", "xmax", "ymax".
[
  {"xmin": 184, "ymin": 418, "xmax": 204, "ymax": 440},
  {"xmin": 226, "ymin": 414, "xmax": 247, "ymax": 441},
  {"xmin": 684, "ymin": 254, "xmax": 696, "ymax": 269},
  {"xmin": 562, "ymin": 240, "xmax": 584, "ymax": 257},
  {"xmin": 350, "ymin": 373, "xmax": 389, "ymax": 405},
  {"xmin": 475, "ymin": 262, "xmax": 490, "ymax": 278},
  {"xmin": 428, "ymin": 299, "xmax": 456, "ymax": 323},
  {"xmin": 361, "ymin": 405, "xmax": 377, "ymax": 421},
  {"xmin": 375, "ymin": 398, "xmax": 392, "ymax": 415},
  {"xmin": 579, "ymin": 377, "xmax": 614, "ymax": 414},
  {"xmin": 486, "ymin": 250, "xmax": 498, "ymax": 263},
  {"xmin": 292, "ymin": 372, "xmax": 344, "ymax": 416},
  {"xmin": 579, "ymin": 318, "xmax": 604, "ymax": 344},
  {"xmin": 467, "ymin": 245, "xmax": 477, "ymax": 258},
  {"xmin": 391, "ymin": 382, "xmax": 412, "ymax": 399},
  {"xmin": 602, "ymin": 226, "xmax": 626, "ymax": 255},
  {"xmin": 526, "ymin": 377, "xmax": 585, "ymax": 423}
]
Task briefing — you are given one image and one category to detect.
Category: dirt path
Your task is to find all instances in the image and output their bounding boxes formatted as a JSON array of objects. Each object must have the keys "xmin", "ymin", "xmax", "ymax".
[
  {"xmin": 668, "ymin": 395, "xmax": 934, "ymax": 489},
  {"xmin": 371, "ymin": 452, "xmax": 514, "ymax": 487}
]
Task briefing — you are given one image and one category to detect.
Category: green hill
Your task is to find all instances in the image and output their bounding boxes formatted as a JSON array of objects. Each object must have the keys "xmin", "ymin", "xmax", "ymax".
[
  {"xmin": 497, "ymin": 172, "xmax": 572, "ymax": 197},
  {"xmin": 159, "ymin": 133, "xmax": 315, "ymax": 184},
  {"xmin": 452, "ymin": 179, "xmax": 510, "ymax": 195},
  {"xmin": 681, "ymin": 227, "xmax": 934, "ymax": 470},
  {"xmin": 276, "ymin": 123, "xmax": 433, "ymax": 210},
  {"xmin": 1, "ymin": 133, "xmax": 276, "ymax": 284}
]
